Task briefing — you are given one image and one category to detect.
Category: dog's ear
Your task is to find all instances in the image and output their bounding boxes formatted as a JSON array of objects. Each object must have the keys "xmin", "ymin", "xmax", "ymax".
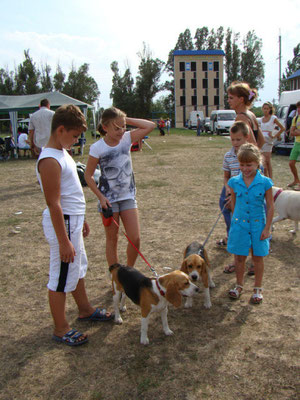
[
  {"xmin": 165, "ymin": 281, "xmax": 182, "ymax": 308},
  {"xmin": 181, "ymin": 259, "xmax": 188, "ymax": 273},
  {"xmin": 200, "ymin": 264, "xmax": 209, "ymax": 288}
]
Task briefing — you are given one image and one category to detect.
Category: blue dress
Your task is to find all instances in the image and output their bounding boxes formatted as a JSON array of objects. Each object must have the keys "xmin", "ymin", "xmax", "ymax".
[{"xmin": 227, "ymin": 170, "xmax": 273, "ymax": 256}]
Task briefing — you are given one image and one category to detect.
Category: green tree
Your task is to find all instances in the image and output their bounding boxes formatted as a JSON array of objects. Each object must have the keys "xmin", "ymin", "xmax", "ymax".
[
  {"xmin": 224, "ymin": 29, "xmax": 241, "ymax": 87},
  {"xmin": 0, "ymin": 68, "xmax": 14, "ymax": 94},
  {"xmin": 240, "ymin": 31, "xmax": 265, "ymax": 89},
  {"xmin": 135, "ymin": 44, "xmax": 164, "ymax": 118},
  {"xmin": 53, "ymin": 64, "xmax": 65, "ymax": 92},
  {"xmin": 40, "ymin": 63, "xmax": 53, "ymax": 92},
  {"xmin": 194, "ymin": 27, "xmax": 209, "ymax": 50},
  {"xmin": 14, "ymin": 49, "xmax": 40, "ymax": 94},
  {"xmin": 63, "ymin": 63, "xmax": 100, "ymax": 104},
  {"xmin": 110, "ymin": 61, "xmax": 136, "ymax": 115},
  {"xmin": 281, "ymin": 43, "xmax": 300, "ymax": 92}
]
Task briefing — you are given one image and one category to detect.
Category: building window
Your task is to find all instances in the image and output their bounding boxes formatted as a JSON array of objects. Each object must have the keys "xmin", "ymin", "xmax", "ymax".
[
  {"xmin": 214, "ymin": 96, "xmax": 219, "ymax": 106},
  {"xmin": 180, "ymin": 96, "xmax": 186, "ymax": 106},
  {"xmin": 203, "ymin": 79, "xmax": 208, "ymax": 89},
  {"xmin": 191, "ymin": 62, "xmax": 196, "ymax": 71},
  {"xmin": 191, "ymin": 96, "xmax": 197, "ymax": 106},
  {"xmin": 180, "ymin": 79, "xmax": 185, "ymax": 89},
  {"xmin": 213, "ymin": 61, "xmax": 219, "ymax": 71},
  {"xmin": 179, "ymin": 62, "xmax": 185, "ymax": 72},
  {"xmin": 191, "ymin": 79, "xmax": 197, "ymax": 89},
  {"xmin": 214, "ymin": 78, "xmax": 219, "ymax": 89},
  {"xmin": 203, "ymin": 96, "xmax": 208, "ymax": 106},
  {"xmin": 202, "ymin": 62, "xmax": 208, "ymax": 71}
]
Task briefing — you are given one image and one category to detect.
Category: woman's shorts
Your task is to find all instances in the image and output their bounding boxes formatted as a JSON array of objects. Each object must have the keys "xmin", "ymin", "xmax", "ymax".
[
  {"xmin": 98, "ymin": 198, "xmax": 137, "ymax": 213},
  {"xmin": 43, "ymin": 214, "xmax": 88, "ymax": 293},
  {"xmin": 289, "ymin": 142, "xmax": 300, "ymax": 161},
  {"xmin": 261, "ymin": 143, "xmax": 273, "ymax": 153}
]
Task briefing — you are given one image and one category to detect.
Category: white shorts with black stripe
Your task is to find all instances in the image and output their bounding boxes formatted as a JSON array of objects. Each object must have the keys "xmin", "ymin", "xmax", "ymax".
[{"xmin": 43, "ymin": 214, "xmax": 88, "ymax": 293}]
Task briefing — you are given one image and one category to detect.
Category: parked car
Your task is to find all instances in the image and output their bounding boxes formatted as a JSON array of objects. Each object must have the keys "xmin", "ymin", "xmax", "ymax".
[
  {"xmin": 188, "ymin": 110, "xmax": 204, "ymax": 129},
  {"xmin": 203, "ymin": 117, "xmax": 211, "ymax": 133}
]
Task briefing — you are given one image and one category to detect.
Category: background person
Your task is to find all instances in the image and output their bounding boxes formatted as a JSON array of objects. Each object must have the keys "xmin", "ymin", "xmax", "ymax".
[
  {"xmin": 288, "ymin": 101, "xmax": 300, "ymax": 190},
  {"xmin": 227, "ymin": 81, "xmax": 265, "ymax": 149},
  {"xmin": 166, "ymin": 118, "xmax": 171, "ymax": 135},
  {"xmin": 158, "ymin": 117, "xmax": 165, "ymax": 136},
  {"xmin": 29, "ymin": 98, "xmax": 55, "ymax": 157},
  {"xmin": 258, "ymin": 102, "xmax": 285, "ymax": 179},
  {"xmin": 196, "ymin": 114, "xmax": 202, "ymax": 136}
]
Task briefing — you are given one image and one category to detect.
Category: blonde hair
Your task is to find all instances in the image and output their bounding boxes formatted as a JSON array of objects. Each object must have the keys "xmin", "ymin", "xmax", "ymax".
[
  {"xmin": 237, "ymin": 143, "xmax": 262, "ymax": 165},
  {"xmin": 227, "ymin": 81, "xmax": 258, "ymax": 107},
  {"xmin": 97, "ymin": 107, "xmax": 126, "ymax": 136},
  {"xmin": 262, "ymin": 102, "xmax": 275, "ymax": 115},
  {"xmin": 230, "ymin": 121, "xmax": 250, "ymax": 137}
]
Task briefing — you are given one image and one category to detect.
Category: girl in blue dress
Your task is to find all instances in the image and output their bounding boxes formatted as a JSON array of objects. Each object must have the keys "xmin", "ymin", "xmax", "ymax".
[{"xmin": 227, "ymin": 143, "xmax": 274, "ymax": 304}]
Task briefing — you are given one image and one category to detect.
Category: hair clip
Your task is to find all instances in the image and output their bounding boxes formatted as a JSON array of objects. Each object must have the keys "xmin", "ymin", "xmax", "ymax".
[{"xmin": 248, "ymin": 91, "xmax": 255, "ymax": 100}]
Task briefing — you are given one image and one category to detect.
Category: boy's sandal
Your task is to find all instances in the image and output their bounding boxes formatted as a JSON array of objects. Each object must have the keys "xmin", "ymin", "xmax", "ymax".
[
  {"xmin": 293, "ymin": 185, "xmax": 300, "ymax": 191},
  {"xmin": 216, "ymin": 238, "xmax": 227, "ymax": 246},
  {"xmin": 250, "ymin": 287, "xmax": 263, "ymax": 304},
  {"xmin": 52, "ymin": 329, "xmax": 88, "ymax": 346},
  {"xmin": 77, "ymin": 307, "xmax": 114, "ymax": 322},
  {"xmin": 228, "ymin": 285, "xmax": 243, "ymax": 299},
  {"xmin": 223, "ymin": 264, "xmax": 235, "ymax": 274},
  {"xmin": 247, "ymin": 265, "xmax": 255, "ymax": 276},
  {"xmin": 287, "ymin": 183, "xmax": 297, "ymax": 188}
]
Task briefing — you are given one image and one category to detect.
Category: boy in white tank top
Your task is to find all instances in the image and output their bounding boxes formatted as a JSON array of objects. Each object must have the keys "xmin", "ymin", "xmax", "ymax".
[{"xmin": 37, "ymin": 105, "xmax": 113, "ymax": 347}]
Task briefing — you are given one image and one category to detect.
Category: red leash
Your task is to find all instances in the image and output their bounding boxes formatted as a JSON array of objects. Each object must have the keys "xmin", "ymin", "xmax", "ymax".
[{"xmin": 102, "ymin": 210, "xmax": 158, "ymax": 277}]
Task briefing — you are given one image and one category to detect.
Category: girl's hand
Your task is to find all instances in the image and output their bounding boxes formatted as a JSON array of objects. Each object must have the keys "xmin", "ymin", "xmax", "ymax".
[
  {"xmin": 225, "ymin": 193, "xmax": 232, "ymax": 210},
  {"xmin": 83, "ymin": 220, "xmax": 90, "ymax": 238},
  {"xmin": 260, "ymin": 228, "xmax": 271, "ymax": 241},
  {"xmin": 60, "ymin": 240, "xmax": 76, "ymax": 264},
  {"xmin": 100, "ymin": 197, "xmax": 111, "ymax": 210}
]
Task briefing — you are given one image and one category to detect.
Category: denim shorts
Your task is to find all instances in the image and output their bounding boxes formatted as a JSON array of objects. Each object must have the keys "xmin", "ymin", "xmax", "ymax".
[{"xmin": 98, "ymin": 198, "xmax": 137, "ymax": 213}]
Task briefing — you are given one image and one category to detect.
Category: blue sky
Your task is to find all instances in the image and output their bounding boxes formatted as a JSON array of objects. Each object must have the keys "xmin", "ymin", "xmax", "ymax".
[{"xmin": 0, "ymin": 0, "xmax": 299, "ymax": 108}]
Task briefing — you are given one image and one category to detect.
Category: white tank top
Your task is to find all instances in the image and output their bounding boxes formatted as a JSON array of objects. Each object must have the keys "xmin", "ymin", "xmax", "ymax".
[{"xmin": 36, "ymin": 148, "xmax": 86, "ymax": 216}]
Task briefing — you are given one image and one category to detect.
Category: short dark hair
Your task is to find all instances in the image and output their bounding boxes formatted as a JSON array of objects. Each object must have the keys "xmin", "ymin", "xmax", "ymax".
[
  {"xmin": 230, "ymin": 121, "xmax": 250, "ymax": 137},
  {"xmin": 51, "ymin": 104, "xmax": 87, "ymax": 133},
  {"xmin": 40, "ymin": 98, "xmax": 50, "ymax": 107},
  {"xmin": 296, "ymin": 101, "xmax": 300, "ymax": 107}
]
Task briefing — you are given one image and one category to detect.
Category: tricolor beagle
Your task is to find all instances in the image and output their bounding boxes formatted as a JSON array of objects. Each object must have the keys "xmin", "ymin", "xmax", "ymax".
[
  {"xmin": 109, "ymin": 264, "xmax": 199, "ymax": 345},
  {"xmin": 180, "ymin": 241, "xmax": 215, "ymax": 309}
]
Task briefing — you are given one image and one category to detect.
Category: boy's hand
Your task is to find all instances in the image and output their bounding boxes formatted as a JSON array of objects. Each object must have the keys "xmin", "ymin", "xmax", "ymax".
[
  {"xmin": 83, "ymin": 220, "xmax": 90, "ymax": 238},
  {"xmin": 60, "ymin": 240, "xmax": 76, "ymax": 264}
]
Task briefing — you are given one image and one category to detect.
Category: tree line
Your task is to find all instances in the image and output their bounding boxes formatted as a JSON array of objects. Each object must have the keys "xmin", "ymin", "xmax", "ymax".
[
  {"xmin": 0, "ymin": 31, "xmax": 299, "ymax": 120},
  {"xmin": 0, "ymin": 50, "xmax": 100, "ymax": 105}
]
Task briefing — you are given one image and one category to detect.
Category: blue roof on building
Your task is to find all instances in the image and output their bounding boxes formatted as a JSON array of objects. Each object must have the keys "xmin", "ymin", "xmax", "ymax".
[
  {"xmin": 287, "ymin": 69, "xmax": 300, "ymax": 80},
  {"xmin": 173, "ymin": 50, "xmax": 225, "ymax": 56}
]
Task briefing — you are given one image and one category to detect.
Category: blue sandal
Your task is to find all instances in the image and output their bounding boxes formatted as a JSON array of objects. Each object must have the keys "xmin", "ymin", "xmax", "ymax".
[
  {"xmin": 77, "ymin": 307, "xmax": 114, "ymax": 322},
  {"xmin": 52, "ymin": 329, "xmax": 88, "ymax": 346}
]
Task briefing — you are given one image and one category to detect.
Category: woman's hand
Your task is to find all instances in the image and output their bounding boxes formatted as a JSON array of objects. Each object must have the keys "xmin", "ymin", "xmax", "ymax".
[{"xmin": 260, "ymin": 228, "xmax": 271, "ymax": 241}]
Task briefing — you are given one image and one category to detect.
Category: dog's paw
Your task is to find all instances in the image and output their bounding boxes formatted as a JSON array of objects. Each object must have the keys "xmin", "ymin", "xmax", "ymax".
[
  {"xmin": 209, "ymin": 280, "xmax": 216, "ymax": 288},
  {"xmin": 114, "ymin": 316, "xmax": 123, "ymax": 324},
  {"xmin": 204, "ymin": 301, "xmax": 212, "ymax": 309},
  {"xmin": 184, "ymin": 298, "xmax": 193, "ymax": 308},
  {"xmin": 164, "ymin": 329, "xmax": 174, "ymax": 336},
  {"xmin": 119, "ymin": 305, "xmax": 127, "ymax": 312},
  {"xmin": 140, "ymin": 336, "xmax": 149, "ymax": 345}
]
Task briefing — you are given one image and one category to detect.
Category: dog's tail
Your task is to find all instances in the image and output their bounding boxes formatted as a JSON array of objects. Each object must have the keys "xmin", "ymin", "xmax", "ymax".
[{"xmin": 109, "ymin": 263, "xmax": 123, "ymax": 273}]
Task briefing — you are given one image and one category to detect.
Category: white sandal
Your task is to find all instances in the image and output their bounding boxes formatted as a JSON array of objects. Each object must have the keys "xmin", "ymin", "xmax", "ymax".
[
  {"xmin": 250, "ymin": 287, "xmax": 263, "ymax": 304},
  {"xmin": 228, "ymin": 285, "xmax": 243, "ymax": 299}
]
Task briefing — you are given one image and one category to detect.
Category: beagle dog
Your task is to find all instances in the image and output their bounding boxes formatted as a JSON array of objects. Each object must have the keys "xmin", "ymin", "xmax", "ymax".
[
  {"xmin": 272, "ymin": 186, "xmax": 300, "ymax": 234},
  {"xmin": 109, "ymin": 264, "xmax": 199, "ymax": 345},
  {"xmin": 180, "ymin": 241, "xmax": 215, "ymax": 309}
]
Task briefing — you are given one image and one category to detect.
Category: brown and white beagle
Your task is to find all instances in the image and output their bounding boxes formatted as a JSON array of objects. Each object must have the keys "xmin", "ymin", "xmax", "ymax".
[
  {"xmin": 180, "ymin": 241, "xmax": 215, "ymax": 309},
  {"xmin": 109, "ymin": 264, "xmax": 199, "ymax": 345}
]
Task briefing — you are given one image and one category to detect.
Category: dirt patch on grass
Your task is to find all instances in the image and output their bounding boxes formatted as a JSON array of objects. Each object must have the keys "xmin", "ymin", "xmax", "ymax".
[{"xmin": 0, "ymin": 134, "xmax": 299, "ymax": 400}]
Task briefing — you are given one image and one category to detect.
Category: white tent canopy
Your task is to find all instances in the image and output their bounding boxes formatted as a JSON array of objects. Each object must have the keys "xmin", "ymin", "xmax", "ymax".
[{"xmin": 0, "ymin": 92, "xmax": 95, "ymax": 158}]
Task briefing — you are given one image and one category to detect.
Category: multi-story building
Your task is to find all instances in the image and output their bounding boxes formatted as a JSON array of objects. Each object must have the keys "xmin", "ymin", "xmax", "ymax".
[
  {"xmin": 287, "ymin": 69, "xmax": 300, "ymax": 91},
  {"xmin": 173, "ymin": 50, "xmax": 225, "ymax": 128}
]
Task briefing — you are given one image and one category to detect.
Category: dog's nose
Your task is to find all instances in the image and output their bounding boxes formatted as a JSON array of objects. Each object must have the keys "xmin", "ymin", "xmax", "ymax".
[{"xmin": 191, "ymin": 275, "xmax": 198, "ymax": 281}]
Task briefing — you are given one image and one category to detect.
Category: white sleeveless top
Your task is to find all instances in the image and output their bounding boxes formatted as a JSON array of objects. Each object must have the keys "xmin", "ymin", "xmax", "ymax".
[{"xmin": 36, "ymin": 148, "xmax": 85, "ymax": 216}]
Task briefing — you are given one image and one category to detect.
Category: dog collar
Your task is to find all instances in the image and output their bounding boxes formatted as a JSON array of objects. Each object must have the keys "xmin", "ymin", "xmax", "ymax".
[
  {"xmin": 156, "ymin": 279, "xmax": 165, "ymax": 296},
  {"xmin": 273, "ymin": 188, "xmax": 283, "ymax": 202}
]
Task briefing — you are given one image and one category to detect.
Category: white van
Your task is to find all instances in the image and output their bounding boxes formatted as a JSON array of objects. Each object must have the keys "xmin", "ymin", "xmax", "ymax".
[
  {"xmin": 188, "ymin": 111, "xmax": 204, "ymax": 129},
  {"xmin": 210, "ymin": 110, "xmax": 236, "ymax": 135}
]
